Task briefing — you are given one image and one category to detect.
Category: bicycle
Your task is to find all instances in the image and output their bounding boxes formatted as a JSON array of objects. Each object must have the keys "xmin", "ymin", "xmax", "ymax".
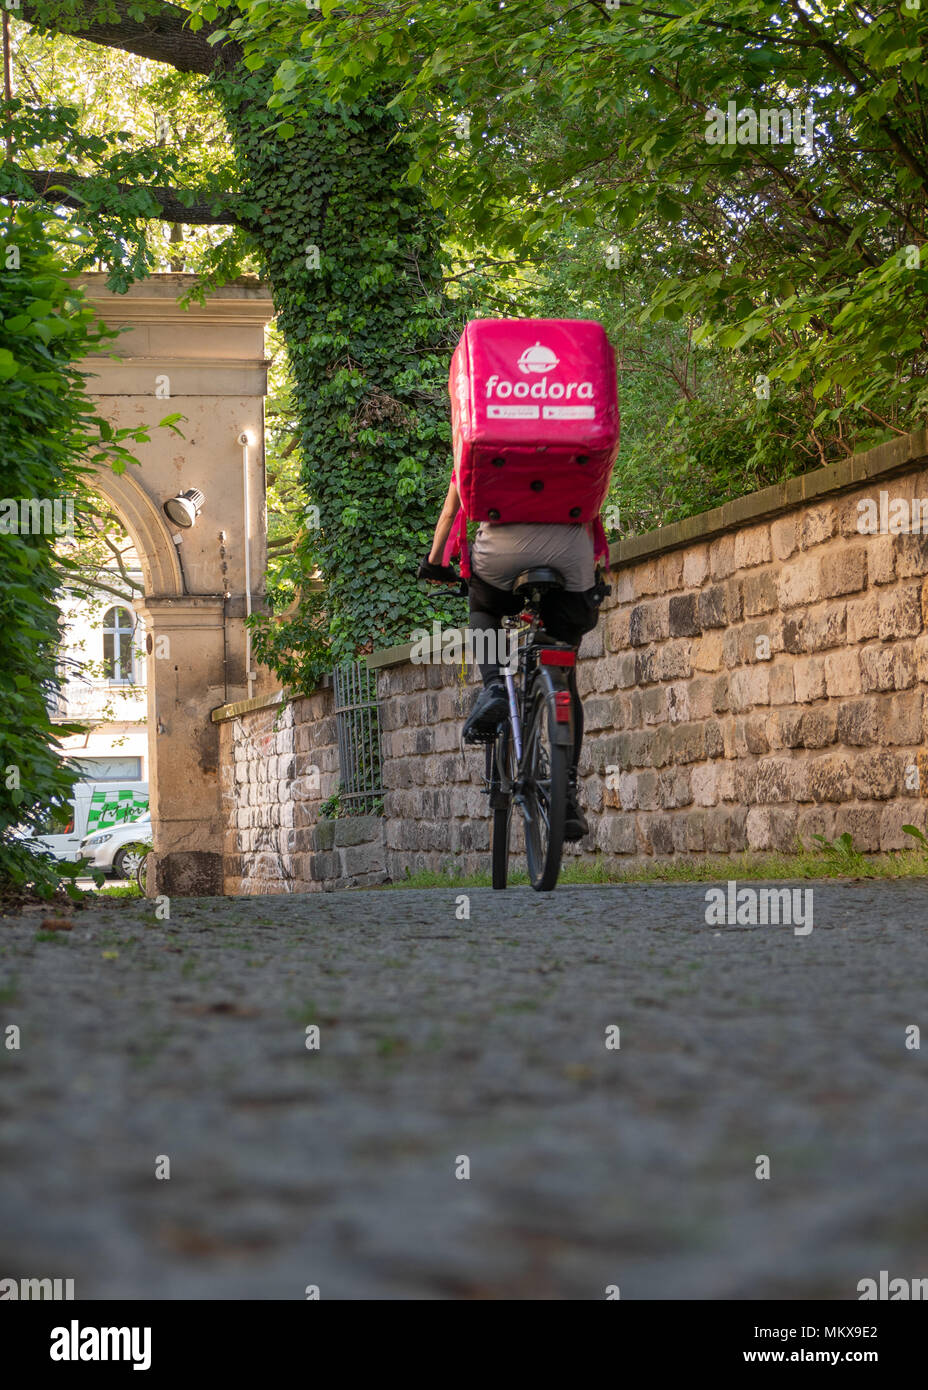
[
  {"xmin": 418, "ymin": 557, "xmax": 609, "ymax": 892},
  {"xmin": 479, "ymin": 566, "xmax": 581, "ymax": 892}
]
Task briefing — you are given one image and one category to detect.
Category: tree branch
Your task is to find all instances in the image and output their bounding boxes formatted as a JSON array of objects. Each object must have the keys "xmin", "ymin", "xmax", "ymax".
[
  {"xmin": 64, "ymin": 575, "xmax": 141, "ymax": 604},
  {"xmin": 785, "ymin": 0, "xmax": 928, "ymax": 189},
  {"xmin": 18, "ymin": 0, "xmax": 239, "ymax": 75},
  {"xmin": 5, "ymin": 165, "xmax": 244, "ymax": 225}
]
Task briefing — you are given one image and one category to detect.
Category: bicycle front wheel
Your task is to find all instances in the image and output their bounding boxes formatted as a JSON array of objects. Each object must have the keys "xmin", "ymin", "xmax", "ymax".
[
  {"xmin": 491, "ymin": 722, "xmax": 514, "ymax": 890},
  {"xmin": 519, "ymin": 682, "xmax": 568, "ymax": 892}
]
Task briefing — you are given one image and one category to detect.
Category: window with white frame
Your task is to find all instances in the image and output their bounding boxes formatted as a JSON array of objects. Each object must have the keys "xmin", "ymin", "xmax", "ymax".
[{"xmin": 102, "ymin": 607, "xmax": 136, "ymax": 684}]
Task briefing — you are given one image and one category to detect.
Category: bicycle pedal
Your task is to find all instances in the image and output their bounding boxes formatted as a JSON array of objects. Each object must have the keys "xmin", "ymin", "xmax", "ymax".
[{"xmin": 463, "ymin": 730, "xmax": 497, "ymax": 746}]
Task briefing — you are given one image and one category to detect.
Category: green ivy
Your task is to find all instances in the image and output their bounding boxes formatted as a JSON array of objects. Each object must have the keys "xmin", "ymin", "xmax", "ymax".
[{"xmin": 213, "ymin": 74, "xmax": 465, "ymax": 689}]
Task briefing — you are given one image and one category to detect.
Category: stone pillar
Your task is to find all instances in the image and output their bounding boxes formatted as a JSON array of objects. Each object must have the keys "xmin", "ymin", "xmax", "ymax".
[{"xmin": 76, "ymin": 274, "xmax": 277, "ymax": 896}]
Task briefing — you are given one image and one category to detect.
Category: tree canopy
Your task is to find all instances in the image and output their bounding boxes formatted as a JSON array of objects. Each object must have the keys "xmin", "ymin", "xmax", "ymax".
[{"xmin": 4, "ymin": 2, "xmax": 927, "ymax": 689}]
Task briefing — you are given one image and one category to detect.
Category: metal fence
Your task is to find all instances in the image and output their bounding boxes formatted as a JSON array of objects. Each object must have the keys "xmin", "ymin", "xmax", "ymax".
[{"xmin": 332, "ymin": 659, "xmax": 384, "ymax": 813}]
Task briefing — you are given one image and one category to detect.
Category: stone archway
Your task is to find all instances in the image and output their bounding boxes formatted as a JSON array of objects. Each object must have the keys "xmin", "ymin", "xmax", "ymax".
[
  {"xmin": 76, "ymin": 273, "xmax": 277, "ymax": 896},
  {"xmin": 91, "ymin": 463, "xmax": 184, "ymax": 599}
]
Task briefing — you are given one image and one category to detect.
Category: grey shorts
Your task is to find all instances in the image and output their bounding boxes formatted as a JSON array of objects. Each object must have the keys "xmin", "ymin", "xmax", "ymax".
[{"xmin": 470, "ymin": 521, "xmax": 595, "ymax": 593}]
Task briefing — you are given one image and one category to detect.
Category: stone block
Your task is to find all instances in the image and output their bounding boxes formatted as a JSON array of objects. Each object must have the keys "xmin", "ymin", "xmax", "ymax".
[
  {"xmin": 611, "ymin": 651, "xmax": 639, "ymax": 693},
  {"xmin": 697, "ymin": 585, "xmax": 729, "ymax": 629},
  {"xmin": 657, "ymin": 640, "xmax": 692, "ymax": 681},
  {"xmin": 682, "ymin": 544, "xmax": 709, "ymax": 588},
  {"xmin": 734, "ymin": 523, "xmax": 772, "ymax": 569},
  {"xmin": 793, "ymin": 657, "xmax": 826, "ymax": 703},
  {"xmin": 823, "ymin": 649, "xmax": 861, "ymax": 697},
  {"xmin": 881, "ymin": 802, "xmax": 928, "ymax": 851},
  {"xmin": 836, "ymin": 698, "xmax": 878, "ymax": 746},
  {"xmin": 597, "ymin": 813, "xmax": 637, "ymax": 855},
  {"xmin": 808, "ymin": 755, "xmax": 853, "ymax": 804},
  {"xmin": 658, "ymin": 550, "xmax": 684, "ymax": 591},
  {"xmin": 819, "ymin": 547, "xmax": 867, "ymax": 598},
  {"xmin": 878, "ymin": 585, "xmax": 922, "ymax": 640},
  {"xmin": 846, "ymin": 594, "xmax": 880, "ymax": 643},
  {"xmin": 629, "ymin": 599, "xmax": 669, "ymax": 647},
  {"xmin": 852, "ymin": 752, "xmax": 900, "ymax": 801},
  {"xmin": 746, "ymin": 806, "xmax": 798, "ymax": 852},
  {"xmin": 797, "ymin": 805, "xmax": 834, "ymax": 847},
  {"xmin": 334, "ymin": 814, "xmax": 382, "ymax": 848},
  {"xmin": 753, "ymin": 757, "xmax": 800, "ymax": 803},
  {"xmin": 340, "ymin": 837, "xmax": 387, "ymax": 878},
  {"xmin": 668, "ymin": 592, "xmax": 701, "ymax": 636},
  {"xmin": 693, "ymin": 631, "xmax": 724, "ymax": 672},
  {"xmin": 895, "ymin": 533, "xmax": 928, "ymax": 578},
  {"xmin": 666, "ymin": 684, "xmax": 690, "ymax": 724},
  {"xmin": 859, "ymin": 645, "xmax": 895, "ymax": 692},
  {"xmin": 704, "ymin": 720, "xmax": 725, "ymax": 759},
  {"xmin": 645, "ymin": 815, "xmax": 675, "ymax": 855},
  {"xmin": 604, "ymin": 606, "xmax": 632, "ymax": 651},
  {"xmin": 777, "ymin": 556, "xmax": 820, "ymax": 608},
  {"xmin": 688, "ymin": 678, "xmax": 716, "ymax": 721},
  {"xmin": 709, "ymin": 533, "xmax": 738, "ymax": 580},
  {"xmin": 771, "ymin": 515, "xmax": 797, "ymax": 561},
  {"xmin": 704, "ymin": 807, "xmax": 748, "ymax": 852},
  {"xmin": 711, "ymin": 675, "xmax": 730, "ymax": 714},
  {"xmin": 886, "ymin": 689, "xmax": 923, "ymax": 744},
  {"xmin": 769, "ymin": 663, "xmax": 795, "ymax": 705},
  {"xmin": 672, "ymin": 723, "xmax": 706, "ymax": 764},
  {"xmin": 659, "ymin": 767, "xmax": 693, "ymax": 808},
  {"xmin": 691, "ymin": 763, "xmax": 720, "ymax": 807},
  {"xmin": 798, "ymin": 505, "xmax": 836, "ymax": 550},
  {"xmin": 833, "ymin": 806, "xmax": 881, "ymax": 852},
  {"xmin": 742, "ymin": 571, "xmax": 778, "ymax": 616}
]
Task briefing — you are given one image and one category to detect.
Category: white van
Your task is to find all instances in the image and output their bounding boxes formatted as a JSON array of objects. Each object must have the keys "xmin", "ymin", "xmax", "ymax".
[{"xmin": 22, "ymin": 781, "xmax": 149, "ymax": 863}]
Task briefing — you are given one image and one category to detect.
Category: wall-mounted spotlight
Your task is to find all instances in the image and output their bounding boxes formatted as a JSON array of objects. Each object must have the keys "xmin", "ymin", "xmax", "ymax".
[{"xmin": 163, "ymin": 488, "xmax": 205, "ymax": 528}]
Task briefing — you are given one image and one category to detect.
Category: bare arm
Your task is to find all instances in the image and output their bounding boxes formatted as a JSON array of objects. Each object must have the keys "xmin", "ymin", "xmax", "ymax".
[{"xmin": 428, "ymin": 477, "xmax": 461, "ymax": 564}]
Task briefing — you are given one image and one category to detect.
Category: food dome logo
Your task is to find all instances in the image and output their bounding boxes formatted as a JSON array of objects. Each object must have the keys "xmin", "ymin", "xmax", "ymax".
[{"xmin": 517, "ymin": 342, "xmax": 559, "ymax": 374}]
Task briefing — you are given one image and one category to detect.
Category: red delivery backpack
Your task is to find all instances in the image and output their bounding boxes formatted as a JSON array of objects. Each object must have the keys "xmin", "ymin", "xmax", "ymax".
[{"xmin": 442, "ymin": 318, "xmax": 620, "ymax": 577}]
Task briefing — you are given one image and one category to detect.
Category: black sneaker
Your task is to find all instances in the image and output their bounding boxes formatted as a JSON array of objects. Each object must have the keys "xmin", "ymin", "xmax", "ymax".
[
  {"xmin": 564, "ymin": 769, "xmax": 589, "ymax": 842},
  {"xmin": 462, "ymin": 681, "xmax": 508, "ymax": 742}
]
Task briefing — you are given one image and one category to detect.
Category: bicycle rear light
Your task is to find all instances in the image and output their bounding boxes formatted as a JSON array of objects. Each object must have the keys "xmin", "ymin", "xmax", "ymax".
[
  {"xmin": 554, "ymin": 691, "xmax": 572, "ymax": 723},
  {"xmin": 540, "ymin": 649, "xmax": 576, "ymax": 667}
]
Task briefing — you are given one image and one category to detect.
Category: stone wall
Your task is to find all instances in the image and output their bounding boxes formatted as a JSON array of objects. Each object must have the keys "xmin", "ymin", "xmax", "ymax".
[
  {"xmin": 216, "ymin": 431, "xmax": 928, "ymax": 891},
  {"xmin": 218, "ymin": 686, "xmax": 387, "ymax": 894}
]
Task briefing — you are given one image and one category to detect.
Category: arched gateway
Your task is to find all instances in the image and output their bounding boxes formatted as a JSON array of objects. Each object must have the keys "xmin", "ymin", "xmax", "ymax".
[{"xmin": 76, "ymin": 273, "xmax": 277, "ymax": 896}]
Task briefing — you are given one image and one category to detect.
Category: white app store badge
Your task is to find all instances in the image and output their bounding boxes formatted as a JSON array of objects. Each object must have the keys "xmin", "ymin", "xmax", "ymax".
[{"xmin": 487, "ymin": 404, "xmax": 540, "ymax": 418}]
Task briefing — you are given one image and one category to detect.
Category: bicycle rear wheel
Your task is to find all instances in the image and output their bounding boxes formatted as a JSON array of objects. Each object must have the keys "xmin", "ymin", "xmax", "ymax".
[
  {"xmin": 520, "ymin": 681, "xmax": 568, "ymax": 892},
  {"xmin": 490, "ymin": 723, "xmax": 513, "ymax": 890}
]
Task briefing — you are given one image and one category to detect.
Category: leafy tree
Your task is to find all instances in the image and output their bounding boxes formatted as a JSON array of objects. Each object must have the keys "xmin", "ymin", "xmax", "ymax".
[
  {"xmin": 3, "ymin": 2, "xmax": 464, "ymax": 694},
  {"xmin": 275, "ymin": 1, "xmax": 928, "ymax": 458},
  {"xmin": 0, "ymin": 206, "xmax": 162, "ymax": 897}
]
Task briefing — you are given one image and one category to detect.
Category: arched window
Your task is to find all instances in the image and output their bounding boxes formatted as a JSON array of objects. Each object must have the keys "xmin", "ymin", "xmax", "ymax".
[{"xmin": 103, "ymin": 607, "xmax": 135, "ymax": 684}]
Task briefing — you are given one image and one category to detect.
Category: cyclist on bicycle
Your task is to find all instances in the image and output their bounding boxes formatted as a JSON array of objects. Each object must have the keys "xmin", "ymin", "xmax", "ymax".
[{"xmin": 420, "ymin": 475, "xmax": 603, "ymax": 842}]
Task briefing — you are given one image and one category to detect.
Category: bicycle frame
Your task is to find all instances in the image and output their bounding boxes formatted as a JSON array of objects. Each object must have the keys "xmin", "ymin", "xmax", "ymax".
[
  {"xmin": 488, "ymin": 614, "xmax": 576, "ymax": 792},
  {"xmin": 501, "ymin": 664, "xmax": 523, "ymax": 763}
]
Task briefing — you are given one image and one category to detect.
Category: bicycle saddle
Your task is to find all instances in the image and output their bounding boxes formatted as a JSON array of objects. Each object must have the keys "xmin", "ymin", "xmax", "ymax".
[{"xmin": 512, "ymin": 566, "xmax": 566, "ymax": 599}]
